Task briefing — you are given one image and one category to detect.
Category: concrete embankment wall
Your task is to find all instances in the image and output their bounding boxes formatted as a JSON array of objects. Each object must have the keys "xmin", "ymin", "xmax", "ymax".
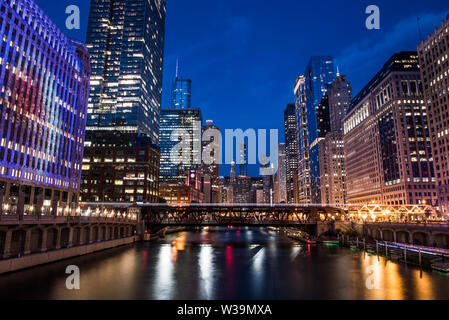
[{"xmin": 0, "ymin": 236, "xmax": 138, "ymax": 275}]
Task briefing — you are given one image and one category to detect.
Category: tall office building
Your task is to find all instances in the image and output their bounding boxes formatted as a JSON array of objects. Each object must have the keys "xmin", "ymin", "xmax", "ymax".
[
  {"xmin": 239, "ymin": 142, "xmax": 248, "ymax": 176},
  {"xmin": 230, "ymin": 161, "xmax": 236, "ymax": 184},
  {"xmin": 343, "ymin": 52, "xmax": 437, "ymax": 206},
  {"xmin": 172, "ymin": 77, "xmax": 192, "ymax": 109},
  {"xmin": 319, "ymin": 132, "xmax": 346, "ymax": 204},
  {"xmin": 329, "ymin": 74, "xmax": 352, "ymax": 132},
  {"xmin": 159, "ymin": 108, "xmax": 202, "ymax": 185},
  {"xmin": 318, "ymin": 74, "xmax": 352, "ymax": 205},
  {"xmin": 85, "ymin": 0, "xmax": 166, "ymax": 145},
  {"xmin": 201, "ymin": 120, "xmax": 220, "ymax": 203},
  {"xmin": 274, "ymin": 143, "xmax": 288, "ymax": 203},
  {"xmin": 418, "ymin": 15, "xmax": 449, "ymax": 214},
  {"xmin": 0, "ymin": 0, "xmax": 90, "ymax": 216},
  {"xmin": 296, "ymin": 57, "xmax": 335, "ymax": 204},
  {"xmin": 284, "ymin": 104, "xmax": 298, "ymax": 203}
]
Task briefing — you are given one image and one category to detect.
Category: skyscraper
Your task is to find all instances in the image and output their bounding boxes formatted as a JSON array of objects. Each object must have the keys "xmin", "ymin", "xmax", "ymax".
[
  {"xmin": 201, "ymin": 120, "xmax": 220, "ymax": 203},
  {"xmin": 296, "ymin": 57, "xmax": 335, "ymax": 204},
  {"xmin": 172, "ymin": 77, "xmax": 192, "ymax": 109},
  {"xmin": 85, "ymin": 0, "xmax": 166, "ymax": 146},
  {"xmin": 318, "ymin": 73, "xmax": 351, "ymax": 205},
  {"xmin": 329, "ymin": 73, "xmax": 352, "ymax": 132},
  {"xmin": 0, "ymin": 0, "xmax": 90, "ymax": 216},
  {"xmin": 344, "ymin": 52, "xmax": 437, "ymax": 206},
  {"xmin": 284, "ymin": 104, "xmax": 298, "ymax": 203},
  {"xmin": 159, "ymin": 108, "xmax": 202, "ymax": 185},
  {"xmin": 418, "ymin": 15, "xmax": 449, "ymax": 214},
  {"xmin": 239, "ymin": 142, "xmax": 248, "ymax": 176},
  {"xmin": 274, "ymin": 143, "xmax": 288, "ymax": 203}
]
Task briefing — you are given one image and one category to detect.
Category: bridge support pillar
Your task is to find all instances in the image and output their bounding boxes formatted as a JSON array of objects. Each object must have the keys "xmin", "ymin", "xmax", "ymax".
[
  {"xmin": 41, "ymin": 228, "xmax": 48, "ymax": 253},
  {"xmin": 55, "ymin": 227, "xmax": 62, "ymax": 250},
  {"xmin": 79, "ymin": 228, "xmax": 85, "ymax": 245},
  {"xmin": 136, "ymin": 220, "xmax": 146, "ymax": 240},
  {"xmin": 393, "ymin": 231, "xmax": 397, "ymax": 243},
  {"xmin": 89, "ymin": 227, "xmax": 95, "ymax": 244},
  {"xmin": 67, "ymin": 227, "xmax": 74, "ymax": 248},
  {"xmin": 24, "ymin": 229, "xmax": 32, "ymax": 255}
]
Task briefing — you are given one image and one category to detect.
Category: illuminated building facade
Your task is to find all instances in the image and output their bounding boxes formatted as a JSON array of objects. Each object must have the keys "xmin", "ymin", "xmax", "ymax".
[
  {"xmin": 418, "ymin": 15, "xmax": 449, "ymax": 214},
  {"xmin": 343, "ymin": 52, "xmax": 437, "ymax": 206},
  {"xmin": 160, "ymin": 108, "xmax": 202, "ymax": 185},
  {"xmin": 85, "ymin": 0, "xmax": 166, "ymax": 146},
  {"xmin": 171, "ymin": 77, "xmax": 192, "ymax": 109},
  {"xmin": 296, "ymin": 56, "xmax": 335, "ymax": 204},
  {"xmin": 329, "ymin": 74, "xmax": 352, "ymax": 132},
  {"xmin": 0, "ymin": 0, "xmax": 90, "ymax": 216},
  {"xmin": 274, "ymin": 143, "xmax": 287, "ymax": 203},
  {"xmin": 159, "ymin": 185, "xmax": 205, "ymax": 204},
  {"xmin": 201, "ymin": 120, "xmax": 220, "ymax": 203},
  {"xmin": 80, "ymin": 132, "xmax": 160, "ymax": 203},
  {"xmin": 319, "ymin": 132, "xmax": 346, "ymax": 204},
  {"xmin": 284, "ymin": 103, "xmax": 298, "ymax": 203}
]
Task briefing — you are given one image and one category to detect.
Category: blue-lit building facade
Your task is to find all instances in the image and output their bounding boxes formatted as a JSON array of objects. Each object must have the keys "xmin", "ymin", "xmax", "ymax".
[
  {"xmin": 295, "ymin": 56, "xmax": 335, "ymax": 203},
  {"xmin": 0, "ymin": 0, "xmax": 91, "ymax": 216},
  {"xmin": 85, "ymin": 0, "xmax": 166, "ymax": 146},
  {"xmin": 171, "ymin": 77, "xmax": 192, "ymax": 109}
]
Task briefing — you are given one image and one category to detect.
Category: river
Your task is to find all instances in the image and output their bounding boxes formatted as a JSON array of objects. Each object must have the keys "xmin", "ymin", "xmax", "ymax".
[{"xmin": 0, "ymin": 227, "xmax": 448, "ymax": 300}]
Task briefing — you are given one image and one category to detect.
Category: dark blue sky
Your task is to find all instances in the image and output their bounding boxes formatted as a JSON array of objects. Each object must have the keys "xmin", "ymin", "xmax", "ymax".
[{"xmin": 36, "ymin": 0, "xmax": 449, "ymax": 176}]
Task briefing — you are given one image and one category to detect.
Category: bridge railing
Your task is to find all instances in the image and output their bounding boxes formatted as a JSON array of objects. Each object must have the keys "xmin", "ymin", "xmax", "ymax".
[{"xmin": 0, "ymin": 212, "xmax": 138, "ymax": 225}]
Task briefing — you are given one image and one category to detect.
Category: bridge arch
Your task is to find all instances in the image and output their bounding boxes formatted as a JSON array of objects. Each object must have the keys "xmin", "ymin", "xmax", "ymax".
[
  {"xmin": 381, "ymin": 229, "xmax": 395, "ymax": 242},
  {"xmin": 10, "ymin": 230, "xmax": 26, "ymax": 257},
  {"xmin": 46, "ymin": 228, "xmax": 58, "ymax": 251},
  {"xmin": 93, "ymin": 226, "xmax": 99, "ymax": 242},
  {"xmin": 412, "ymin": 232, "xmax": 429, "ymax": 246},
  {"xmin": 99, "ymin": 227, "xmax": 105, "ymax": 241},
  {"xmin": 433, "ymin": 233, "xmax": 449, "ymax": 249},
  {"xmin": 60, "ymin": 228, "xmax": 71, "ymax": 248},
  {"xmin": 72, "ymin": 227, "xmax": 81, "ymax": 246},
  {"xmin": 396, "ymin": 230, "xmax": 411, "ymax": 244},
  {"xmin": 29, "ymin": 229, "xmax": 43, "ymax": 253},
  {"xmin": 83, "ymin": 226, "xmax": 90, "ymax": 244}
]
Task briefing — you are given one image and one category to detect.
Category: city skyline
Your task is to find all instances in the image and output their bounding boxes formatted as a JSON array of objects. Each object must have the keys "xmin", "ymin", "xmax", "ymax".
[{"xmin": 34, "ymin": 1, "xmax": 449, "ymax": 177}]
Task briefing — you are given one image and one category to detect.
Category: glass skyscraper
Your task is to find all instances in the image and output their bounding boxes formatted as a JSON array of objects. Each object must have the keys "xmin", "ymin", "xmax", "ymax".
[
  {"xmin": 171, "ymin": 77, "xmax": 192, "ymax": 109},
  {"xmin": 85, "ymin": 0, "xmax": 166, "ymax": 146},
  {"xmin": 0, "ymin": 0, "xmax": 91, "ymax": 216},
  {"xmin": 296, "ymin": 56, "xmax": 335, "ymax": 203}
]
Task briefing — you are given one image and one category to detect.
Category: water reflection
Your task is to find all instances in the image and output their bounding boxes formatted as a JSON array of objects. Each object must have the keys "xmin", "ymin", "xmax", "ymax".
[
  {"xmin": 0, "ymin": 227, "xmax": 448, "ymax": 300},
  {"xmin": 199, "ymin": 245, "xmax": 214, "ymax": 299},
  {"xmin": 153, "ymin": 245, "xmax": 174, "ymax": 299}
]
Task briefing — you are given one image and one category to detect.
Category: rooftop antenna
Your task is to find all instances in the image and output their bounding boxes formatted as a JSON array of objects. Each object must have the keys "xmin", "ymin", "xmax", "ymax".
[
  {"xmin": 336, "ymin": 65, "xmax": 340, "ymax": 77},
  {"xmin": 417, "ymin": 17, "xmax": 424, "ymax": 42},
  {"xmin": 175, "ymin": 58, "xmax": 179, "ymax": 78}
]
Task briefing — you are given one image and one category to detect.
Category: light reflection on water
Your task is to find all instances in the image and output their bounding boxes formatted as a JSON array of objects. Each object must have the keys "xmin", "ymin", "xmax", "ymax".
[{"xmin": 0, "ymin": 227, "xmax": 448, "ymax": 300}]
